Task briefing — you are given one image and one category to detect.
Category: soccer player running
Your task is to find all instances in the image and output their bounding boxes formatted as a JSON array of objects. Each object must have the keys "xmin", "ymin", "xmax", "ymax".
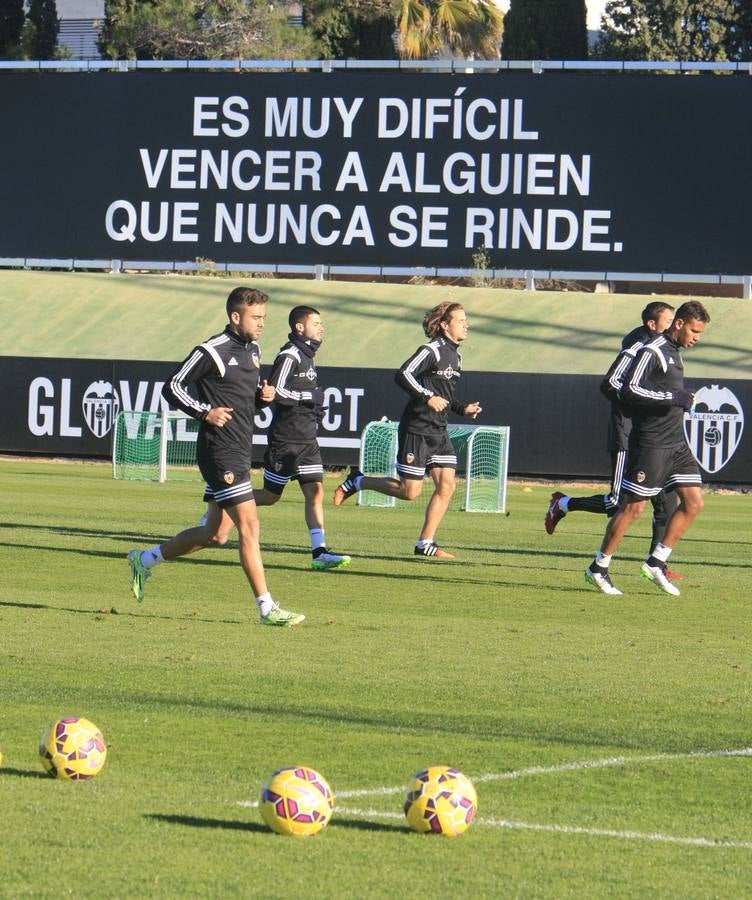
[
  {"xmin": 127, "ymin": 287, "xmax": 305, "ymax": 627},
  {"xmin": 251, "ymin": 305, "xmax": 351, "ymax": 570},
  {"xmin": 333, "ymin": 301, "xmax": 482, "ymax": 560},
  {"xmin": 545, "ymin": 302, "xmax": 682, "ymax": 580},
  {"xmin": 584, "ymin": 300, "xmax": 710, "ymax": 597}
]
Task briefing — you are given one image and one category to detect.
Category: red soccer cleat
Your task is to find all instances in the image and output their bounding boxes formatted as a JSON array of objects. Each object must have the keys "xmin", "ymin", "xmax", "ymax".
[{"xmin": 545, "ymin": 492, "xmax": 566, "ymax": 535}]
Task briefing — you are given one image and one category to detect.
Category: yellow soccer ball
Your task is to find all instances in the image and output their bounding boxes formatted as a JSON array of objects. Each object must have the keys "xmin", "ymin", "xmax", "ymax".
[
  {"xmin": 404, "ymin": 765, "xmax": 478, "ymax": 836},
  {"xmin": 39, "ymin": 717, "xmax": 107, "ymax": 780},
  {"xmin": 259, "ymin": 766, "xmax": 334, "ymax": 836}
]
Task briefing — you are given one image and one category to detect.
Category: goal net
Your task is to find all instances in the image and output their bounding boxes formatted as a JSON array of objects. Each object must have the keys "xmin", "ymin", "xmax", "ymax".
[
  {"xmin": 112, "ymin": 410, "xmax": 202, "ymax": 482},
  {"xmin": 357, "ymin": 420, "xmax": 510, "ymax": 513}
]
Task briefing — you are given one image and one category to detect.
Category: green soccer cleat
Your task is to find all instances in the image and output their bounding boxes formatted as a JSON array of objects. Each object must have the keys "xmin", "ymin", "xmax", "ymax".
[
  {"xmin": 640, "ymin": 562, "xmax": 681, "ymax": 597},
  {"xmin": 260, "ymin": 605, "xmax": 306, "ymax": 627},
  {"xmin": 311, "ymin": 549, "xmax": 352, "ymax": 571},
  {"xmin": 127, "ymin": 550, "xmax": 150, "ymax": 602}
]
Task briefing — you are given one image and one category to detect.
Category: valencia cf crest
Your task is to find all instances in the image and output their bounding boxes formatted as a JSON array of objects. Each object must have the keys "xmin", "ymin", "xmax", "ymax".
[
  {"xmin": 223, "ymin": 471, "xmax": 235, "ymax": 485},
  {"xmin": 636, "ymin": 471, "xmax": 646, "ymax": 483},
  {"xmin": 406, "ymin": 452, "xmax": 415, "ymax": 464},
  {"xmin": 273, "ymin": 460, "xmax": 283, "ymax": 472},
  {"xmin": 684, "ymin": 384, "xmax": 745, "ymax": 474},
  {"xmin": 82, "ymin": 380, "xmax": 120, "ymax": 438},
  {"xmin": 251, "ymin": 354, "xmax": 260, "ymax": 368}
]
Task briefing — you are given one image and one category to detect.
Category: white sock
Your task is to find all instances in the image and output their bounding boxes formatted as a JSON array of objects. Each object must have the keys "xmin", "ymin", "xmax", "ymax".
[
  {"xmin": 309, "ymin": 528, "xmax": 325, "ymax": 551},
  {"xmin": 651, "ymin": 543, "xmax": 672, "ymax": 563},
  {"xmin": 140, "ymin": 546, "xmax": 163, "ymax": 569},
  {"xmin": 595, "ymin": 551, "xmax": 612, "ymax": 569},
  {"xmin": 416, "ymin": 538, "xmax": 434, "ymax": 549},
  {"xmin": 353, "ymin": 474, "xmax": 364, "ymax": 490},
  {"xmin": 559, "ymin": 497, "xmax": 570, "ymax": 513},
  {"xmin": 256, "ymin": 592, "xmax": 274, "ymax": 617}
]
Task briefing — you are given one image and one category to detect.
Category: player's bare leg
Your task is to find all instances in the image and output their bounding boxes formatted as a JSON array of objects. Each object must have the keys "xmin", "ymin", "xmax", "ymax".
[
  {"xmin": 659, "ymin": 485, "xmax": 704, "ymax": 547},
  {"xmin": 300, "ymin": 481, "xmax": 351, "ymax": 569},
  {"xmin": 161, "ymin": 501, "xmax": 228, "ymax": 558},
  {"xmin": 253, "ymin": 488, "xmax": 281, "ymax": 507},
  {"xmin": 302, "ymin": 480, "xmax": 325, "ymax": 530},
  {"xmin": 211, "ymin": 508, "xmax": 234, "ymax": 546},
  {"xmin": 223, "ymin": 499, "xmax": 268, "ymax": 596},
  {"xmin": 600, "ymin": 497, "xmax": 646, "ymax": 557},
  {"xmin": 225, "ymin": 499, "xmax": 304, "ymax": 625},
  {"xmin": 415, "ymin": 467, "xmax": 456, "ymax": 559},
  {"xmin": 360, "ymin": 475, "xmax": 423, "ymax": 500},
  {"xmin": 584, "ymin": 498, "xmax": 645, "ymax": 596}
]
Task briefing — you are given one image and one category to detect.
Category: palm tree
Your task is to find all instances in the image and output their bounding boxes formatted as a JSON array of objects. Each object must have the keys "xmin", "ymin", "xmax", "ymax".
[{"xmin": 393, "ymin": 0, "xmax": 503, "ymax": 60}]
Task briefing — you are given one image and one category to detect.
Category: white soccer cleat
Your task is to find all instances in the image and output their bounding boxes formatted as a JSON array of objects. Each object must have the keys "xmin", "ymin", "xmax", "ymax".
[
  {"xmin": 584, "ymin": 566, "xmax": 623, "ymax": 595},
  {"xmin": 640, "ymin": 562, "xmax": 681, "ymax": 597},
  {"xmin": 311, "ymin": 549, "xmax": 352, "ymax": 571}
]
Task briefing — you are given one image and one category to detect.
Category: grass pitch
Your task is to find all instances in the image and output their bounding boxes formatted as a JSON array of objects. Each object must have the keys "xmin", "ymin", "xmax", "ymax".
[
  {"xmin": 1, "ymin": 269, "xmax": 750, "ymax": 379},
  {"xmin": 1, "ymin": 459, "xmax": 751, "ymax": 897}
]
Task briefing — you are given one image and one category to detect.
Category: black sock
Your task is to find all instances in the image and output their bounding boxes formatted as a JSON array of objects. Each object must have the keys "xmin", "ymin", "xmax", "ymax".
[{"xmin": 568, "ymin": 495, "xmax": 607, "ymax": 514}]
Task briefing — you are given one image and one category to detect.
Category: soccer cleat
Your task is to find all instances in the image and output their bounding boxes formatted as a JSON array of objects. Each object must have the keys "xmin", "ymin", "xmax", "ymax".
[
  {"xmin": 584, "ymin": 566, "xmax": 623, "ymax": 595},
  {"xmin": 127, "ymin": 550, "xmax": 151, "ymax": 602},
  {"xmin": 641, "ymin": 562, "xmax": 681, "ymax": 597},
  {"xmin": 311, "ymin": 549, "xmax": 352, "ymax": 570},
  {"xmin": 665, "ymin": 568, "xmax": 683, "ymax": 581},
  {"xmin": 333, "ymin": 467, "xmax": 363, "ymax": 507},
  {"xmin": 260, "ymin": 605, "xmax": 306, "ymax": 627},
  {"xmin": 545, "ymin": 491, "xmax": 567, "ymax": 534},
  {"xmin": 414, "ymin": 541, "xmax": 455, "ymax": 560}
]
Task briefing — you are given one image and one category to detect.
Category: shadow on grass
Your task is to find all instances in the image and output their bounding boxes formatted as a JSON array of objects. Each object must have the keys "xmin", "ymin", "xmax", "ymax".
[
  {"xmin": 0, "ymin": 521, "xmax": 173, "ymax": 545},
  {"xmin": 147, "ymin": 811, "xmax": 407, "ymax": 835},
  {"xmin": 145, "ymin": 813, "xmax": 268, "ymax": 834},
  {"xmin": 331, "ymin": 817, "xmax": 407, "ymax": 834},
  {"xmin": 0, "ymin": 599, "xmax": 243, "ymax": 626},
  {"xmin": 0, "ymin": 767, "xmax": 50, "ymax": 779}
]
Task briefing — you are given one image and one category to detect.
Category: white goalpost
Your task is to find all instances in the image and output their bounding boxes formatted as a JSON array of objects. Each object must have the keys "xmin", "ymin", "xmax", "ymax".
[
  {"xmin": 357, "ymin": 420, "xmax": 510, "ymax": 513},
  {"xmin": 112, "ymin": 410, "xmax": 201, "ymax": 482}
]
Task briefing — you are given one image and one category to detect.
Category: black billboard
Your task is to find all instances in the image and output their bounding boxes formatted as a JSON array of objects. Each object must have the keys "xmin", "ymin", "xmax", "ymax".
[
  {"xmin": 1, "ymin": 71, "xmax": 751, "ymax": 273},
  {"xmin": 2, "ymin": 356, "xmax": 749, "ymax": 485}
]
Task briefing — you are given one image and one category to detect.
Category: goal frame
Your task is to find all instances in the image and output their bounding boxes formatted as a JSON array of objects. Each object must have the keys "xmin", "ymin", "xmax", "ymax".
[
  {"xmin": 357, "ymin": 420, "xmax": 510, "ymax": 513},
  {"xmin": 112, "ymin": 409, "xmax": 198, "ymax": 482}
]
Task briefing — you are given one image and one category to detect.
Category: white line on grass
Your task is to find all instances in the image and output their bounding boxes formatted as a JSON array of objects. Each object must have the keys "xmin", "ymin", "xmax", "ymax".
[
  {"xmin": 237, "ymin": 746, "xmax": 752, "ymax": 809},
  {"xmin": 238, "ymin": 747, "xmax": 752, "ymax": 849},
  {"xmin": 472, "ymin": 746, "xmax": 752, "ymax": 786},
  {"xmin": 333, "ymin": 806, "xmax": 752, "ymax": 851}
]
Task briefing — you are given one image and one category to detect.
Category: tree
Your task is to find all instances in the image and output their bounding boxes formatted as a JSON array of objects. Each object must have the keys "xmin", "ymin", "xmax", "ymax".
[
  {"xmin": 303, "ymin": 0, "xmax": 396, "ymax": 59},
  {"xmin": 502, "ymin": 0, "xmax": 587, "ymax": 60},
  {"xmin": 0, "ymin": 0, "xmax": 25, "ymax": 58},
  {"xmin": 392, "ymin": 0, "xmax": 504, "ymax": 60},
  {"xmin": 99, "ymin": 0, "xmax": 320, "ymax": 60},
  {"xmin": 25, "ymin": 0, "xmax": 58, "ymax": 59},
  {"xmin": 594, "ymin": 0, "xmax": 738, "ymax": 61}
]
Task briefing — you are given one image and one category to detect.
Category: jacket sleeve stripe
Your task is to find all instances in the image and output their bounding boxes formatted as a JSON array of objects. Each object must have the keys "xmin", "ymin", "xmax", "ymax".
[
  {"xmin": 400, "ymin": 346, "xmax": 434, "ymax": 397},
  {"xmin": 165, "ymin": 349, "xmax": 212, "ymax": 417},
  {"xmin": 199, "ymin": 341, "xmax": 226, "ymax": 378},
  {"xmin": 274, "ymin": 354, "xmax": 313, "ymax": 403}
]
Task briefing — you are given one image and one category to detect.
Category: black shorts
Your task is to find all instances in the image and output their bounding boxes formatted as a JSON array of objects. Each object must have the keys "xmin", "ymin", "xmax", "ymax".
[
  {"xmin": 396, "ymin": 427, "xmax": 457, "ymax": 481},
  {"xmin": 263, "ymin": 440, "xmax": 323, "ymax": 495},
  {"xmin": 197, "ymin": 451, "xmax": 253, "ymax": 509},
  {"xmin": 621, "ymin": 442, "xmax": 702, "ymax": 499}
]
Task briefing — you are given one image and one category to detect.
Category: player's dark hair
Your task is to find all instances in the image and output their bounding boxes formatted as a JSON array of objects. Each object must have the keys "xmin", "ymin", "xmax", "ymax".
[
  {"xmin": 226, "ymin": 287, "xmax": 268, "ymax": 317},
  {"xmin": 641, "ymin": 301, "xmax": 674, "ymax": 326},
  {"xmin": 675, "ymin": 300, "xmax": 711, "ymax": 324},
  {"xmin": 289, "ymin": 305, "xmax": 320, "ymax": 330},
  {"xmin": 423, "ymin": 302, "xmax": 463, "ymax": 339}
]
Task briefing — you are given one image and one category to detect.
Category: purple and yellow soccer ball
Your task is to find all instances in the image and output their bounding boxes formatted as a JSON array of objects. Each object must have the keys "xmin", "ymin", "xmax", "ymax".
[
  {"xmin": 39, "ymin": 716, "xmax": 107, "ymax": 781},
  {"xmin": 259, "ymin": 766, "xmax": 334, "ymax": 836},
  {"xmin": 404, "ymin": 765, "xmax": 477, "ymax": 836}
]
